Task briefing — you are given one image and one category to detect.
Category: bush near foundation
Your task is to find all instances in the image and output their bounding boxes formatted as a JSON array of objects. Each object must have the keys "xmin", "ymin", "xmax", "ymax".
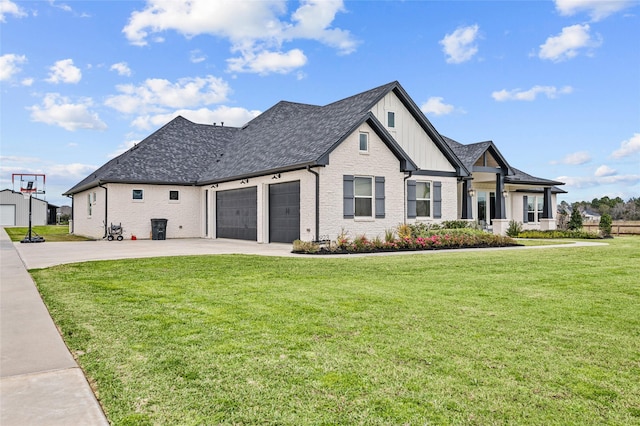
[
  {"xmin": 516, "ymin": 229, "xmax": 603, "ymax": 239},
  {"xmin": 293, "ymin": 226, "xmax": 520, "ymax": 254}
]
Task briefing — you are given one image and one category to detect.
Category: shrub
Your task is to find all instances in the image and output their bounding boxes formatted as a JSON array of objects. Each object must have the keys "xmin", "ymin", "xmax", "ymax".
[
  {"xmin": 441, "ymin": 220, "xmax": 470, "ymax": 229},
  {"xmin": 292, "ymin": 240, "xmax": 319, "ymax": 253},
  {"xmin": 384, "ymin": 228, "xmax": 395, "ymax": 243},
  {"xmin": 407, "ymin": 223, "xmax": 431, "ymax": 238},
  {"xmin": 506, "ymin": 220, "xmax": 523, "ymax": 237},
  {"xmin": 516, "ymin": 229, "xmax": 602, "ymax": 239},
  {"xmin": 568, "ymin": 208, "xmax": 583, "ymax": 231},
  {"xmin": 599, "ymin": 213, "xmax": 612, "ymax": 237},
  {"xmin": 292, "ymin": 227, "xmax": 521, "ymax": 254},
  {"xmin": 397, "ymin": 224, "xmax": 412, "ymax": 239}
]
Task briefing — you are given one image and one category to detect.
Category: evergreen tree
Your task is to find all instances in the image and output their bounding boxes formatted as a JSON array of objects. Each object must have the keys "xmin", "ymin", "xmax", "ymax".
[
  {"xmin": 568, "ymin": 207, "xmax": 583, "ymax": 231},
  {"xmin": 599, "ymin": 213, "xmax": 612, "ymax": 237}
]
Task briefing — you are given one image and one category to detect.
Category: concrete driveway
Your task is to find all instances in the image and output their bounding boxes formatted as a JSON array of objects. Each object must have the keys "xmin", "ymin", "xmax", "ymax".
[
  {"xmin": 14, "ymin": 236, "xmax": 609, "ymax": 270},
  {"xmin": 15, "ymin": 238, "xmax": 297, "ymax": 270}
]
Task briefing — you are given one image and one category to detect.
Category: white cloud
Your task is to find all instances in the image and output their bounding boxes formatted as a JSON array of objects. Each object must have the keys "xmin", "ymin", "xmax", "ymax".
[
  {"xmin": 0, "ymin": 0, "xmax": 27, "ymax": 22},
  {"xmin": 46, "ymin": 59, "xmax": 82, "ymax": 84},
  {"xmin": 190, "ymin": 49, "xmax": 206, "ymax": 64},
  {"xmin": 21, "ymin": 77, "xmax": 34, "ymax": 86},
  {"xmin": 47, "ymin": 162, "xmax": 98, "ymax": 179},
  {"xmin": 130, "ymin": 106, "xmax": 261, "ymax": 130},
  {"xmin": 492, "ymin": 85, "xmax": 573, "ymax": 101},
  {"xmin": 227, "ymin": 48, "xmax": 307, "ymax": 75},
  {"xmin": 0, "ymin": 155, "xmax": 42, "ymax": 165},
  {"xmin": 122, "ymin": 0, "xmax": 357, "ymax": 75},
  {"xmin": 611, "ymin": 133, "xmax": 640, "ymax": 159},
  {"xmin": 0, "ymin": 53, "xmax": 27, "ymax": 81},
  {"xmin": 420, "ymin": 97, "xmax": 455, "ymax": 116},
  {"xmin": 284, "ymin": 0, "xmax": 358, "ymax": 54},
  {"xmin": 594, "ymin": 165, "xmax": 617, "ymax": 177},
  {"xmin": 105, "ymin": 75, "xmax": 230, "ymax": 114},
  {"xmin": 554, "ymin": 0, "xmax": 634, "ymax": 21},
  {"xmin": 556, "ymin": 173, "xmax": 640, "ymax": 189},
  {"xmin": 48, "ymin": 0, "xmax": 72, "ymax": 13},
  {"xmin": 28, "ymin": 93, "xmax": 107, "ymax": 131},
  {"xmin": 558, "ymin": 151, "xmax": 592, "ymax": 165},
  {"xmin": 538, "ymin": 24, "xmax": 602, "ymax": 62},
  {"xmin": 110, "ymin": 62, "xmax": 132, "ymax": 76},
  {"xmin": 439, "ymin": 24, "xmax": 480, "ymax": 64}
]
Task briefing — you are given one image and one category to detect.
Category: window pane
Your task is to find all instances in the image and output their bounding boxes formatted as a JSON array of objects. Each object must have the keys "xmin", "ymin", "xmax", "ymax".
[
  {"xmin": 478, "ymin": 193, "xmax": 487, "ymax": 222},
  {"xmin": 133, "ymin": 189, "xmax": 143, "ymax": 200},
  {"xmin": 169, "ymin": 190, "xmax": 179, "ymax": 200},
  {"xmin": 417, "ymin": 182, "xmax": 430, "ymax": 199},
  {"xmin": 528, "ymin": 212, "xmax": 535, "ymax": 222},
  {"xmin": 359, "ymin": 133, "xmax": 368, "ymax": 151},
  {"xmin": 388, "ymin": 111, "xmax": 395, "ymax": 128},
  {"xmin": 417, "ymin": 200, "xmax": 430, "ymax": 217},
  {"xmin": 354, "ymin": 177, "xmax": 372, "ymax": 196},
  {"xmin": 355, "ymin": 198, "xmax": 372, "ymax": 217}
]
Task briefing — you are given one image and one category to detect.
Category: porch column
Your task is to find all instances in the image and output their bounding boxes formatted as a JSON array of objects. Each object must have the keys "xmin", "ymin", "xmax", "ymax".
[
  {"xmin": 542, "ymin": 187, "xmax": 553, "ymax": 219},
  {"xmin": 461, "ymin": 180, "xmax": 473, "ymax": 219},
  {"xmin": 495, "ymin": 173, "xmax": 506, "ymax": 219},
  {"xmin": 540, "ymin": 187, "xmax": 556, "ymax": 231}
]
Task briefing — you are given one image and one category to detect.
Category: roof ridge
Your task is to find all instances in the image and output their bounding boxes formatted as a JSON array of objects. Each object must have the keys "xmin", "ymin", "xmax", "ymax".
[{"xmin": 323, "ymin": 81, "xmax": 398, "ymax": 109}]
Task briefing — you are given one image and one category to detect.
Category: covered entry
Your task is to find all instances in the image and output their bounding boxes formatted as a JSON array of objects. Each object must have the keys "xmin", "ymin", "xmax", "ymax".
[
  {"xmin": 269, "ymin": 181, "xmax": 300, "ymax": 243},
  {"xmin": 216, "ymin": 187, "xmax": 257, "ymax": 240}
]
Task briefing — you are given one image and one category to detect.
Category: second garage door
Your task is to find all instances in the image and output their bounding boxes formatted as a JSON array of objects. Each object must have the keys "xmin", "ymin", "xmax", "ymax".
[
  {"xmin": 216, "ymin": 187, "xmax": 257, "ymax": 241},
  {"xmin": 269, "ymin": 181, "xmax": 300, "ymax": 243}
]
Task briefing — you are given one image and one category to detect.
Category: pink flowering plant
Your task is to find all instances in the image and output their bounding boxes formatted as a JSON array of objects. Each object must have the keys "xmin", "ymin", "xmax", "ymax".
[{"xmin": 293, "ymin": 223, "xmax": 520, "ymax": 254}]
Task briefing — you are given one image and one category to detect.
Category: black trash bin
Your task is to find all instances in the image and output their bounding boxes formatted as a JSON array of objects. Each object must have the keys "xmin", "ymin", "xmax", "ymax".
[{"xmin": 151, "ymin": 218, "xmax": 168, "ymax": 240}]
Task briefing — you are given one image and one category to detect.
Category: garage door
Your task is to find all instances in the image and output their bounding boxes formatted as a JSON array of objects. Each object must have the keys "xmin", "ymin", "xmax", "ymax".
[
  {"xmin": 0, "ymin": 205, "xmax": 16, "ymax": 226},
  {"xmin": 216, "ymin": 187, "xmax": 257, "ymax": 241},
  {"xmin": 269, "ymin": 181, "xmax": 300, "ymax": 243}
]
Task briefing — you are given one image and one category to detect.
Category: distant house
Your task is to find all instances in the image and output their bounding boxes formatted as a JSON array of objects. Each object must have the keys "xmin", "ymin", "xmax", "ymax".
[
  {"xmin": 0, "ymin": 189, "xmax": 50, "ymax": 227},
  {"xmin": 64, "ymin": 81, "xmax": 565, "ymax": 242}
]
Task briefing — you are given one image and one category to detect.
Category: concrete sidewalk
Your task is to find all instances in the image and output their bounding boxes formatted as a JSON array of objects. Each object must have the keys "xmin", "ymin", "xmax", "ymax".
[{"xmin": 0, "ymin": 229, "xmax": 109, "ymax": 426}]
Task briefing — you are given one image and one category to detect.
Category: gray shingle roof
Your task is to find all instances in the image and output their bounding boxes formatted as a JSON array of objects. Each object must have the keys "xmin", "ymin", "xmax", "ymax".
[
  {"xmin": 442, "ymin": 135, "xmax": 564, "ymax": 189},
  {"xmin": 65, "ymin": 117, "xmax": 238, "ymax": 194},
  {"xmin": 65, "ymin": 81, "xmax": 561, "ymax": 196},
  {"xmin": 66, "ymin": 81, "xmax": 417, "ymax": 194},
  {"xmin": 442, "ymin": 136, "xmax": 492, "ymax": 169}
]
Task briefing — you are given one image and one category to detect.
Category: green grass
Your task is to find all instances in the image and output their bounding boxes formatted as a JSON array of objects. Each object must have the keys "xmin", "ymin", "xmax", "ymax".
[
  {"xmin": 5, "ymin": 225, "xmax": 92, "ymax": 242},
  {"xmin": 31, "ymin": 237, "xmax": 640, "ymax": 425}
]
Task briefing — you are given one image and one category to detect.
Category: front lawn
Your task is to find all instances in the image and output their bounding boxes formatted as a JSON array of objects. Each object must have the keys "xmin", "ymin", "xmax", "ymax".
[
  {"xmin": 5, "ymin": 225, "xmax": 92, "ymax": 242},
  {"xmin": 31, "ymin": 237, "xmax": 640, "ymax": 425}
]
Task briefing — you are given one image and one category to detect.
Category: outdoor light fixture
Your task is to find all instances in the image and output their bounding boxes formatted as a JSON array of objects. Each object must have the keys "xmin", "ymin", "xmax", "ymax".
[
  {"xmin": 241, "ymin": 179, "xmax": 249, "ymax": 184},
  {"xmin": 468, "ymin": 188, "xmax": 475, "ymax": 197},
  {"xmin": 502, "ymin": 189, "xmax": 509, "ymax": 198}
]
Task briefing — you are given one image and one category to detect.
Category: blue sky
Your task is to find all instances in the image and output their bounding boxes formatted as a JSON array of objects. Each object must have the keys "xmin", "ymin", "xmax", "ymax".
[{"xmin": 1, "ymin": 0, "xmax": 639, "ymax": 207}]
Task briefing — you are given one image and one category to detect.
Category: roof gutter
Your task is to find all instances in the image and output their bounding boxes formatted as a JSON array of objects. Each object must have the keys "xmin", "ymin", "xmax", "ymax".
[
  {"xmin": 403, "ymin": 171, "xmax": 413, "ymax": 224},
  {"xmin": 98, "ymin": 182, "xmax": 108, "ymax": 239},
  {"xmin": 306, "ymin": 166, "xmax": 320, "ymax": 241}
]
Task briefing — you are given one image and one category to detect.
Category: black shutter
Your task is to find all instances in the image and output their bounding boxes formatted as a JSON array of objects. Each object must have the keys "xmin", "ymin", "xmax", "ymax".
[
  {"xmin": 375, "ymin": 177, "xmax": 385, "ymax": 218},
  {"xmin": 343, "ymin": 175, "xmax": 354, "ymax": 219},
  {"xmin": 407, "ymin": 180, "xmax": 416, "ymax": 219},
  {"xmin": 433, "ymin": 181, "xmax": 442, "ymax": 219},
  {"xmin": 523, "ymin": 196, "xmax": 528, "ymax": 223}
]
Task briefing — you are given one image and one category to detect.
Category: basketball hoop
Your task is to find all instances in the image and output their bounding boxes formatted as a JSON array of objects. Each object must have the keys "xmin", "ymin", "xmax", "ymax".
[
  {"xmin": 12, "ymin": 173, "xmax": 47, "ymax": 243},
  {"xmin": 12, "ymin": 173, "xmax": 45, "ymax": 199}
]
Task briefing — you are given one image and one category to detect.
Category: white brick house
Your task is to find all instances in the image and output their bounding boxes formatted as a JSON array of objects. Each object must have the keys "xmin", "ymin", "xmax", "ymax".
[{"xmin": 65, "ymin": 81, "xmax": 564, "ymax": 241}]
